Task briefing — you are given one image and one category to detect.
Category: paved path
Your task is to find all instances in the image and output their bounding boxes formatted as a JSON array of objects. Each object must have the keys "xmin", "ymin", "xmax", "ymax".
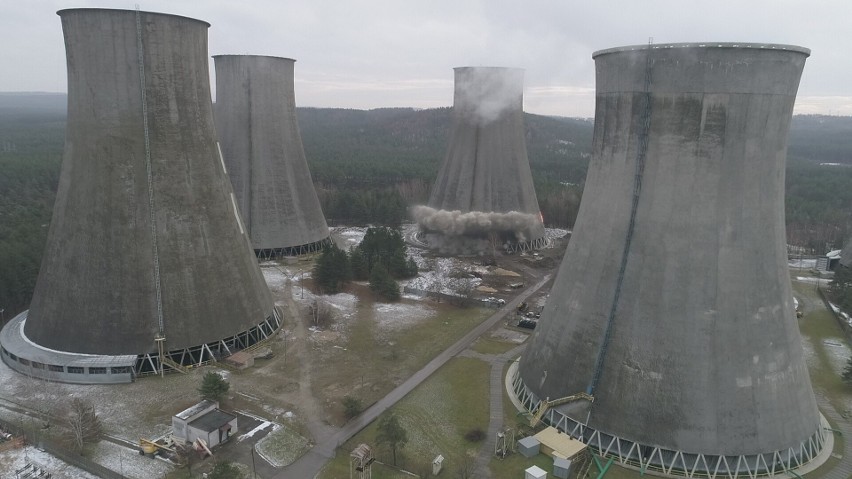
[
  {"xmin": 815, "ymin": 395, "xmax": 852, "ymax": 479},
  {"xmin": 461, "ymin": 343, "xmax": 528, "ymax": 479},
  {"xmin": 275, "ymin": 274, "xmax": 553, "ymax": 479}
]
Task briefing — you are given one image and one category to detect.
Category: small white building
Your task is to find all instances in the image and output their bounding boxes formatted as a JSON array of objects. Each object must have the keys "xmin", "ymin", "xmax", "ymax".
[
  {"xmin": 172, "ymin": 400, "xmax": 237, "ymax": 448},
  {"xmin": 525, "ymin": 465, "xmax": 547, "ymax": 479}
]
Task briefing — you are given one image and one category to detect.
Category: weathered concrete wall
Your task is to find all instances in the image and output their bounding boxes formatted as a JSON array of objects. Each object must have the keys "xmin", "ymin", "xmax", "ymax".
[
  {"xmin": 213, "ymin": 55, "xmax": 329, "ymax": 252},
  {"xmin": 841, "ymin": 237, "xmax": 852, "ymax": 267},
  {"xmin": 428, "ymin": 67, "xmax": 545, "ymax": 244},
  {"xmin": 519, "ymin": 44, "xmax": 818, "ymax": 456},
  {"xmin": 24, "ymin": 9, "xmax": 273, "ymax": 355}
]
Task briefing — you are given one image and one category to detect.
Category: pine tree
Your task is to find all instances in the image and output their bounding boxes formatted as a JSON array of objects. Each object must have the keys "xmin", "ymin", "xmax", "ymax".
[
  {"xmin": 314, "ymin": 244, "xmax": 351, "ymax": 293},
  {"xmin": 405, "ymin": 257, "xmax": 419, "ymax": 278},
  {"xmin": 370, "ymin": 263, "xmax": 400, "ymax": 301},
  {"xmin": 199, "ymin": 371, "xmax": 230, "ymax": 402},
  {"xmin": 349, "ymin": 249, "xmax": 369, "ymax": 281},
  {"xmin": 376, "ymin": 414, "xmax": 408, "ymax": 465}
]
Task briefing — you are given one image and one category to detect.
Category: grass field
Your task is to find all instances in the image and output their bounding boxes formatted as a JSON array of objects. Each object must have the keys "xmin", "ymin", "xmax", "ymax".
[{"xmin": 318, "ymin": 357, "xmax": 490, "ymax": 479}]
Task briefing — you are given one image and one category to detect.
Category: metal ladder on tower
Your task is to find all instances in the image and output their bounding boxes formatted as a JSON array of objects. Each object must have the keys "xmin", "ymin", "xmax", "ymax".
[
  {"xmin": 529, "ymin": 392, "xmax": 595, "ymax": 427},
  {"xmin": 587, "ymin": 38, "xmax": 655, "ymax": 396}
]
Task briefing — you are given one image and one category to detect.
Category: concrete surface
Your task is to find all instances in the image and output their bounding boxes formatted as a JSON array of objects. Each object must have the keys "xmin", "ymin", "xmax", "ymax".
[
  {"xmin": 22, "ymin": 9, "xmax": 273, "ymax": 356},
  {"xmin": 214, "ymin": 55, "xmax": 330, "ymax": 254},
  {"xmin": 519, "ymin": 43, "xmax": 820, "ymax": 464}
]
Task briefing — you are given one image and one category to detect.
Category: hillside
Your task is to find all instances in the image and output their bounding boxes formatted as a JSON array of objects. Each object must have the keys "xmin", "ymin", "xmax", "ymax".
[{"xmin": 1, "ymin": 93, "xmax": 852, "ymax": 315}]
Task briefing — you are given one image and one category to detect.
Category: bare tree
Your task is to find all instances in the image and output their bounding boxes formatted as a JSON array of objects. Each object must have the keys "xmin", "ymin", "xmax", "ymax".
[
  {"xmin": 449, "ymin": 278, "xmax": 475, "ymax": 306},
  {"xmin": 65, "ymin": 397, "xmax": 102, "ymax": 453},
  {"xmin": 454, "ymin": 451, "xmax": 476, "ymax": 479},
  {"xmin": 309, "ymin": 298, "xmax": 338, "ymax": 328}
]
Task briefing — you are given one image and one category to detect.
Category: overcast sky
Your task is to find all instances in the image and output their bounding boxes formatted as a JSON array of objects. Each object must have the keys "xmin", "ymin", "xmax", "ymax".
[{"xmin": 2, "ymin": 0, "xmax": 851, "ymax": 117}]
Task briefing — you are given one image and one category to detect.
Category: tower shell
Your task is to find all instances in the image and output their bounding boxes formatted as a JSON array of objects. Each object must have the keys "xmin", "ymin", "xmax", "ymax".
[
  {"xmin": 841, "ymin": 237, "xmax": 852, "ymax": 268},
  {"xmin": 213, "ymin": 55, "xmax": 330, "ymax": 258},
  {"xmin": 515, "ymin": 43, "xmax": 823, "ymax": 476},
  {"xmin": 2, "ymin": 9, "xmax": 275, "ymax": 382},
  {"xmin": 424, "ymin": 67, "xmax": 546, "ymax": 252}
]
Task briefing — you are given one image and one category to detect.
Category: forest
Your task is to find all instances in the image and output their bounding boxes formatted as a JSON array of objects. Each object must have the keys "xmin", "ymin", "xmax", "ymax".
[{"xmin": 1, "ymin": 93, "xmax": 851, "ymax": 316}]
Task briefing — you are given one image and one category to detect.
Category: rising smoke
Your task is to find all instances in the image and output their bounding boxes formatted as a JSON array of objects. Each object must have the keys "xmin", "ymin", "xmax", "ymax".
[
  {"xmin": 456, "ymin": 67, "xmax": 523, "ymax": 124},
  {"xmin": 412, "ymin": 205, "xmax": 541, "ymax": 255}
]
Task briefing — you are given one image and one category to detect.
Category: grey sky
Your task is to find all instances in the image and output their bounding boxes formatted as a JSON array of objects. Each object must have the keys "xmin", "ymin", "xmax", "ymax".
[{"xmin": 2, "ymin": 0, "xmax": 850, "ymax": 117}]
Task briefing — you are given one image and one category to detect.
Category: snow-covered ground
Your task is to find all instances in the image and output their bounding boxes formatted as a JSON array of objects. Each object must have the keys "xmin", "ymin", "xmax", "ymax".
[
  {"xmin": 403, "ymin": 253, "xmax": 481, "ymax": 298},
  {"xmin": 822, "ymin": 339, "xmax": 851, "ymax": 376},
  {"xmin": 89, "ymin": 440, "xmax": 173, "ymax": 479},
  {"xmin": 373, "ymin": 301, "xmax": 437, "ymax": 332},
  {"xmin": 333, "ymin": 226, "xmax": 368, "ymax": 250},
  {"xmin": 0, "ymin": 446, "xmax": 100, "ymax": 479},
  {"xmin": 789, "ymin": 258, "xmax": 818, "ymax": 269}
]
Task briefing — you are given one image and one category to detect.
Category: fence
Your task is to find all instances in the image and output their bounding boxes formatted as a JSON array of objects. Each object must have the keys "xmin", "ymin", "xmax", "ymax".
[{"xmin": 0, "ymin": 416, "xmax": 127, "ymax": 479}]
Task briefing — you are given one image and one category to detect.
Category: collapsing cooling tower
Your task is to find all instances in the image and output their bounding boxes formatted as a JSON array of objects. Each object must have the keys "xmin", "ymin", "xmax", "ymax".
[
  {"xmin": 415, "ymin": 67, "xmax": 545, "ymax": 254},
  {"xmin": 514, "ymin": 44, "xmax": 825, "ymax": 477},
  {"xmin": 0, "ymin": 9, "xmax": 276, "ymax": 384},
  {"xmin": 213, "ymin": 55, "xmax": 331, "ymax": 258}
]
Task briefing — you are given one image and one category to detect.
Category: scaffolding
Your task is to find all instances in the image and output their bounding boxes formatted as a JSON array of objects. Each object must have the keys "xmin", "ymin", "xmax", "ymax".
[{"xmin": 350, "ymin": 443, "xmax": 375, "ymax": 479}]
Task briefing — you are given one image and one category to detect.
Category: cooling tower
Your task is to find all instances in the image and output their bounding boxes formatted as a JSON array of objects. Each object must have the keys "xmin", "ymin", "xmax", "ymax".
[
  {"xmin": 841, "ymin": 237, "xmax": 852, "ymax": 268},
  {"xmin": 213, "ymin": 55, "xmax": 331, "ymax": 258},
  {"xmin": 513, "ymin": 43, "xmax": 825, "ymax": 477},
  {"xmin": 0, "ymin": 9, "xmax": 276, "ymax": 384},
  {"xmin": 417, "ymin": 67, "xmax": 546, "ymax": 254}
]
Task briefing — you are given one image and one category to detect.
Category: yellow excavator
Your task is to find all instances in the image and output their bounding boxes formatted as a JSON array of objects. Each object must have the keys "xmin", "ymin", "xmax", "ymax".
[{"xmin": 530, "ymin": 392, "xmax": 594, "ymax": 427}]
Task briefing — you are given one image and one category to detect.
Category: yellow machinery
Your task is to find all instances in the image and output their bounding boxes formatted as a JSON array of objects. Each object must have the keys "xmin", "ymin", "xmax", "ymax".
[
  {"xmin": 530, "ymin": 392, "xmax": 594, "ymax": 427},
  {"xmin": 139, "ymin": 437, "xmax": 175, "ymax": 456}
]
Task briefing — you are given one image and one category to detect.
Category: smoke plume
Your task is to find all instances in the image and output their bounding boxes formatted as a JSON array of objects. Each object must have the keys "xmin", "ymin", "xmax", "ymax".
[{"xmin": 456, "ymin": 67, "xmax": 523, "ymax": 124}]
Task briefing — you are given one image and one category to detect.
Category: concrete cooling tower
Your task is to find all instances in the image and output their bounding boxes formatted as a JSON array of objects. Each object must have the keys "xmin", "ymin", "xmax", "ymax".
[
  {"xmin": 841, "ymin": 237, "xmax": 852, "ymax": 268},
  {"xmin": 513, "ymin": 43, "xmax": 826, "ymax": 477},
  {"xmin": 0, "ymin": 9, "xmax": 276, "ymax": 384},
  {"xmin": 213, "ymin": 55, "xmax": 331, "ymax": 258},
  {"xmin": 415, "ymin": 67, "xmax": 546, "ymax": 255}
]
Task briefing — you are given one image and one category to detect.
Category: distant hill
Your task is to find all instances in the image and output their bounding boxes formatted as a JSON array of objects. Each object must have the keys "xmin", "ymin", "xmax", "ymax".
[
  {"xmin": 0, "ymin": 92, "xmax": 66, "ymax": 115},
  {"xmin": 789, "ymin": 115, "xmax": 852, "ymax": 164},
  {"xmin": 1, "ymin": 93, "xmax": 851, "ymax": 315},
  {"xmin": 297, "ymin": 107, "xmax": 594, "ymax": 186}
]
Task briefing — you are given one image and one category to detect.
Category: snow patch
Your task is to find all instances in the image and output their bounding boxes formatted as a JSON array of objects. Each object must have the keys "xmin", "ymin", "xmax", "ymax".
[
  {"xmin": 373, "ymin": 301, "xmax": 436, "ymax": 332},
  {"xmin": 0, "ymin": 446, "xmax": 100, "ymax": 479}
]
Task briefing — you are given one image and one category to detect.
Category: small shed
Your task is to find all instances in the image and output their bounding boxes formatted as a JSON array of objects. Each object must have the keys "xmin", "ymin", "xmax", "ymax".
[
  {"xmin": 432, "ymin": 455, "xmax": 444, "ymax": 475},
  {"xmin": 553, "ymin": 457, "xmax": 572, "ymax": 479},
  {"xmin": 525, "ymin": 465, "xmax": 548, "ymax": 479},
  {"xmin": 518, "ymin": 436, "xmax": 541, "ymax": 458},
  {"xmin": 224, "ymin": 351, "xmax": 254, "ymax": 369},
  {"xmin": 534, "ymin": 427, "xmax": 586, "ymax": 460},
  {"xmin": 172, "ymin": 400, "xmax": 237, "ymax": 447},
  {"xmin": 188, "ymin": 409, "xmax": 237, "ymax": 448}
]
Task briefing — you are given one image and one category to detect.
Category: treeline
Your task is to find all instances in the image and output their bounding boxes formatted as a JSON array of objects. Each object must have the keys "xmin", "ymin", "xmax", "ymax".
[
  {"xmin": 300, "ymin": 108, "xmax": 593, "ymax": 228},
  {"xmin": 785, "ymin": 160, "xmax": 852, "ymax": 252},
  {"xmin": 313, "ymin": 227, "xmax": 417, "ymax": 301},
  {"xmin": 0, "ymin": 100, "xmax": 65, "ymax": 317},
  {"xmin": 2, "ymin": 96, "xmax": 852, "ymax": 315}
]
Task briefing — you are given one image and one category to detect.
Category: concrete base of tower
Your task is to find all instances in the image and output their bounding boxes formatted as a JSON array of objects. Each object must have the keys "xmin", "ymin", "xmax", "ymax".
[
  {"xmin": 504, "ymin": 359, "xmax": 832, "ymax": 479},
  {"xmin": 0, "ymin": 308, "xmax": 282, "ymax": 384},
  {"xmin": 255, "ymin": 236, "xmax": 332, "ymax": 260},
  {"xmin": 419, "ymin": 231, "xmax": 548, "ymax": 256}
]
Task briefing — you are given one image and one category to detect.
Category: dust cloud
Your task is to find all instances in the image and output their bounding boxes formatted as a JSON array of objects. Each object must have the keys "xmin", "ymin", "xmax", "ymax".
[{"xmin": 412, "ymin": 205, "xmax": 541, "ymax": 255}]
